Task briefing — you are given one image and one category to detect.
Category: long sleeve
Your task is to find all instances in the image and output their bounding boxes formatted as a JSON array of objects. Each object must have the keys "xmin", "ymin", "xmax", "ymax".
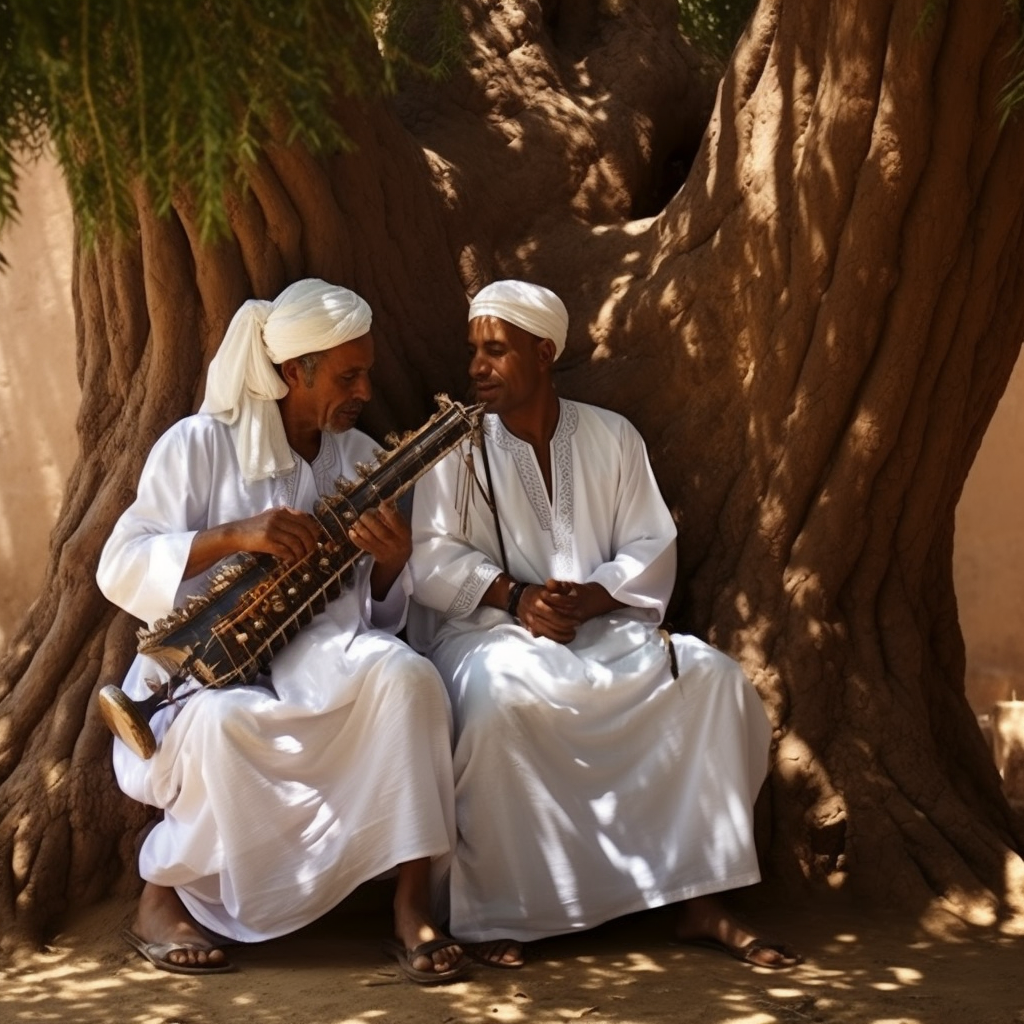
[
  {"xmin": 369, "ymin": 564, "xmax": 413, "ymax": 632},
  {"xmin": 96, "ymin": 424, "xmax": 203, "ymax": 626},
  {"xmin": 410, "ymin": 402, "xmax": 679, "ymax": 637},
  {"xmin": 409, "ymin": 445, "xmax": 503, "ymax": 621},
  {"xmin": 582, "ymin": 415, "xmax": 677, "ymax": 618}
]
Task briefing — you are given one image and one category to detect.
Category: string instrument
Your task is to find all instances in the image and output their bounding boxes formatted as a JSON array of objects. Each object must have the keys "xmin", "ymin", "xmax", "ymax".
[{"xmin": 97, "ymin": 394, "xmax": 481, "ymax": 760}]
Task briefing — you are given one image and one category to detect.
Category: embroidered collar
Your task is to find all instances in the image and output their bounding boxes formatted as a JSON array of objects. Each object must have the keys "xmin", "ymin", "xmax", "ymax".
[
  {"xmin": 275, "ymin": 432, "xmax": 341, "ymax": 507},
  {"xmin": 486, "ymin": 400, "xmax": 579, "ymax": 576}
]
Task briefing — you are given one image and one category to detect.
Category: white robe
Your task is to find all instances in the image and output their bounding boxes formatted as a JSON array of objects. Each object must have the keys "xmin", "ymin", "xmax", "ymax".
[
  {"xmin": 97, "ymin": 414, "xmax": 456, "ymax": 942},
  {"xmin": 408, "ymin": 400, "xmax": 771, "ymax": 943}
]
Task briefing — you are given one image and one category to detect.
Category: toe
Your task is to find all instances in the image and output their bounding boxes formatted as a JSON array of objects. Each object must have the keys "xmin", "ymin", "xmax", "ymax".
[
  {"xmin": 494, "ymin": 941, "xmax": 523, "ymax": 966},
  {"xmin": 436, "ymin": 945, "xmax": 463, "ymax": 971},
  {"xmin": 409, "ymin": 941, "xmax": 462, "ymax": 974},
  {"xmin": 196, "ymin": 947, "xmax": 228, "ymax": 967},
  {"xmin": 746, "ymin": 942, "xmax": 802, "ymax": 968},
  {"xmin": 473, "ymin": 939, "xmax": 524, "ymax": 967},
  {"xmin": 409, "ymin": 950, "xmax": 434, "ymax": 973},
  {"xmin": 166, "ymin": 944, "xmax": 227, "ymax": 968}
]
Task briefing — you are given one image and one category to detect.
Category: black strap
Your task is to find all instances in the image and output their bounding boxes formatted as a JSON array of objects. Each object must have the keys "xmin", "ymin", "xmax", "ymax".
[
  {"xmin": 479, "ymin": 426, "xmax": 510, "ymax": 576},
  {"xmin": 506, "ymin": 581, "xmax": 528, "ymax": 618}
]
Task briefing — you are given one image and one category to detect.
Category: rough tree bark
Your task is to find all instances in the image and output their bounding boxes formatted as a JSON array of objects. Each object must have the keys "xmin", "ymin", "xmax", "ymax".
[
  {"xmin": 541, "ymin": 0, "xmax": 1024, "ymax": 922},
  {"xmin": 1, "ymin": 0, "xmax": 1022, "ymax": 950}
]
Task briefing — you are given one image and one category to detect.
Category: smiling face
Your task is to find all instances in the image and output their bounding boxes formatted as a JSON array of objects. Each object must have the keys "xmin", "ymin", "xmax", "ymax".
[{"xmin": 467, "ymin": 315, "xmax": 555, "ymax": 419}]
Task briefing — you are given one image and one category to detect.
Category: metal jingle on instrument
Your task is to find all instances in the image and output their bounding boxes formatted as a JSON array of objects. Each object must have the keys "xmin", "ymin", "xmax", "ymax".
[
  {"xmin": 97, "ymin": 684, "xmax": 159, "ymax": 760},
  {"xmin": 97, "ymin": 396, "xmax": 484, "ymax": 759}
]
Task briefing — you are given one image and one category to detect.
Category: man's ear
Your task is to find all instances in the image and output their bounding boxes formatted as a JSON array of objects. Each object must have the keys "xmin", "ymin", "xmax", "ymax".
[
  {"xmin": 537, "ymin": 338, "xmax": 557, "ymax": 368},
  {"xmin": 278, "ymin": 357, "xmax": 302, "ymax": 387}
]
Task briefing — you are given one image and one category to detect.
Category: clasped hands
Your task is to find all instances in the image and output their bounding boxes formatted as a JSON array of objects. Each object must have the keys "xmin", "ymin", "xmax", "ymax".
[{"xmin": 515, "ymin": 579, "xmax": 619, "ymax": 643}]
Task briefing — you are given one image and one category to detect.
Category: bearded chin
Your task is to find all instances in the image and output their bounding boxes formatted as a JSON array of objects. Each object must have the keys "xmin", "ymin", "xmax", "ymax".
[{"xmin": 328, "ymin": 406, "xmax": 362, "ymax": 433}]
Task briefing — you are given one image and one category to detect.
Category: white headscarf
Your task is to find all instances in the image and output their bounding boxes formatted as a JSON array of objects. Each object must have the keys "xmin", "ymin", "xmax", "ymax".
[
  {"xmin": 200, "ymin": 278, "xmax": 372, "ymax": 482},
  {"xmin": 468, "ymin": 280, "xmax": 569, "ymax": 359}
]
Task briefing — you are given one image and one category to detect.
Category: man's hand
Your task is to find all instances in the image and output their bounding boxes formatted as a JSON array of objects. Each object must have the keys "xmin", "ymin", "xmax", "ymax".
[
  {"xmin": 185, "ymin": 508, "xmax": 323, "ymax": 578},
  {"xmin": 517, "ymin": 581, "xmax": 579, "ymax": 642},
  {"xmin": 517, "ymin": 579, "xmax": 624, "ymax": 643},
  {"xmin": 348, "ymin": 501, "xmax": 412, "ymax": 600}
]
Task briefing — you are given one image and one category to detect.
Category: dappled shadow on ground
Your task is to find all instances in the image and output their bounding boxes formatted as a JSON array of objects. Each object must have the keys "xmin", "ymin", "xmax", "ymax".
[{"xmin": 3, "ymin": 886, "xmax": 1022, "ymax": 1024}]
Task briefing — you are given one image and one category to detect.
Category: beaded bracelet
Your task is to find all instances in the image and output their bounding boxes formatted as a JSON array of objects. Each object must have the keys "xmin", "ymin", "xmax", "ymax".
[{"xmin": 507, "ymin": 581, "xmax": 529, "ymax": 619}]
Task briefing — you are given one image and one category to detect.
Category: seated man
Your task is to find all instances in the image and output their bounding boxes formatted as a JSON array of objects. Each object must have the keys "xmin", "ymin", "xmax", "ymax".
[
  {"xmin": 97, "ymin": 278, "xmax": 465, "ymax": 982},
  {"xmin": 407, "ymin": 280, "xmax": 801, "ymax": 970}
]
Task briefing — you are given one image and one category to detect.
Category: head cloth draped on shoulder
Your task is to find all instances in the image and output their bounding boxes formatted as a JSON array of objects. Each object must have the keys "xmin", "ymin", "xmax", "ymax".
[
  {"xmin": 468, "ymin": 280, "xmax": 568, "ymax": 359},
  {"xmin": 200, "ymin": 278, "xmax": 372, "ymax": 482}
]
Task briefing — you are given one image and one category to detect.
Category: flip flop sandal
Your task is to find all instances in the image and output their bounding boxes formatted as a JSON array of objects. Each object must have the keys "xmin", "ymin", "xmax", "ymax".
[
  {"xmin": 678, "ymin": 935, "xmax": 804, "ymax": 969},
  {"xmin": 382, "ymin": 937, "xmax": 471, "ymax": 984},
  {"xmin": 122, "ymin": 928, "xmax": 235, "ymax": 974},
  {"xmin": 464, "ymin": 939, "xmax": 526, "ymax": 969}
]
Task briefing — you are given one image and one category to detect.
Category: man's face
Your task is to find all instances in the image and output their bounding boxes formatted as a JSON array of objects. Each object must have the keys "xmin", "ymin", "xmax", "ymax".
[
  {"xmin": 467, "ymin": 316, "xmax": 548, "ymax": 417},
  {"xmin": 302, "ymin": 334, "xmax": 374, "ymax": 433}
]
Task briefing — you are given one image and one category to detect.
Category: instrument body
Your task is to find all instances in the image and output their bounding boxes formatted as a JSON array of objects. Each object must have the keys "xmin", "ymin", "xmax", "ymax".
[{"xmin": 98, "ymin": 395, "xmax": 480, "ymax": 758}]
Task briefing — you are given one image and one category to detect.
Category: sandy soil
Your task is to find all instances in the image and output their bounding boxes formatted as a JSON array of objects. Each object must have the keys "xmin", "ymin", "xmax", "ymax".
[{"xmin": 3, "ymin": 884, "xmax": 1021, "ymax": 1024}]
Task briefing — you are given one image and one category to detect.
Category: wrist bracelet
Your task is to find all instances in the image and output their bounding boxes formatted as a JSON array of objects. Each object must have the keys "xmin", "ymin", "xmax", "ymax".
[{"xmin": 507, "ymin": 581, "xmax": 529, "ymax": 619}]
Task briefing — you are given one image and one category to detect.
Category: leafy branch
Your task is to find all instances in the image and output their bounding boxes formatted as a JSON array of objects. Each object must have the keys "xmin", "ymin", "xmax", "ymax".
[{"xmin": 0, "ymin": 0, "xmax": 461, "ymax": 246}]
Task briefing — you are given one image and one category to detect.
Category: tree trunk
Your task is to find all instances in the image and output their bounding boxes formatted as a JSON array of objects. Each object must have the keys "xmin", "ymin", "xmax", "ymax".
[
  {"xmin": 0, "ymin": 0, "xmax": 706, "ymax": 949},
  {"xmin": 2, "ymin": 0, "xmax": 1022, "ymax": 949},
  {"xmin": 543, "ymin": 0, "xmax": 1024, "ymax": 919}
]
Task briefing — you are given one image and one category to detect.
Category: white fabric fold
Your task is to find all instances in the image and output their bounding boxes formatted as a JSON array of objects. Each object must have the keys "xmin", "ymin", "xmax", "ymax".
[
  {"xmin": 408, "ymin": 399, "xmax": 771, "ymax": 942},
  {"xmin": 100, "ymin": 414, "xmax": 455, "ymax": 942},
  {"xmin": 199, "ymin": 279, "xmax": 372, "ymax": 482}
]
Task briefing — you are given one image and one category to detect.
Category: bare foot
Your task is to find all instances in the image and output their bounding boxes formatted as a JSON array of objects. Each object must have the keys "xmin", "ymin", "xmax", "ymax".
[
  {"xmin": 130, "ymin": 882, "xmax": 230, "ymax": 970},
  {"xmin": 393, "ymin": 859, "xmax": 465, "ymax": 976},
  {"xmin": 674, "ymin": 895, "xmax": 802, "ymax": 969}
]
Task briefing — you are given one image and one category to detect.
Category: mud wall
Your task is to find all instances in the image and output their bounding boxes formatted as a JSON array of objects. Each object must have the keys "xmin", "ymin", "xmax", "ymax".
[{"xmin": 0, "ymin": 158, "xmax": 78, "ymax": 649}]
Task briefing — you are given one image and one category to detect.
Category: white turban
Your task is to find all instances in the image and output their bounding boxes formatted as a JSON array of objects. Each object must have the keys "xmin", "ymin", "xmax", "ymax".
[
  {"xmin": 468, "ymin": 280, "xmax": 568, "ymax": 359},
  {"xmin": 200, "ymin": 279, "xmax": 372, "ymax": 482}
]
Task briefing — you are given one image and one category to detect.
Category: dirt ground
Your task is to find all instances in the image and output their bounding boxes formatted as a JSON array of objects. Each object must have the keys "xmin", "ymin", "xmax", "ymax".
[{"xmin": 3, "ymin": 883, "xmax": 1022, "ymax": 1024}]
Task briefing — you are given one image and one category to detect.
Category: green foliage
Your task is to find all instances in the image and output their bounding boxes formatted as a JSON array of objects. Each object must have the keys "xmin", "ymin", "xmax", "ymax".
[
  {"xmin": 676, "ymin": 0, "xmax": 758, "ymax": 65},
  {"xmin": 377, "ymin": 0, "xmax": 465, "ymax": 79},
  {"xmin": 914, "ymin": 0, "xmax": 945, "ymax": 32},
  {"xmin": 679, "ymin": 0, "xmax": 1024, "ymax": 121},
  {"xmin": 998, "ymin": 0, "xmax": 1024, "ymax": 122},
  {"xmin": 0, "ymin": 0, "xmax": 461, "ymax": 246}
]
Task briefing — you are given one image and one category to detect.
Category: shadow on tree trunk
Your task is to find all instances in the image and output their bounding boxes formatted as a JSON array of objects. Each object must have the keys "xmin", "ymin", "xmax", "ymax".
[{"xmin": 2, "ymin": 0, "xmax": 1022, "ymax": 952}]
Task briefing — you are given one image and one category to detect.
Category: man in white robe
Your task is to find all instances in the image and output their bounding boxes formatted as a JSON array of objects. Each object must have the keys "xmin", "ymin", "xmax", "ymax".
[
  {"xmin": 97, "ymin": 279, "xmax": 465, "ymax": 981},
  {"xmin": 408, "ymin": 280, "xmax": 801, "ymax": 969}
]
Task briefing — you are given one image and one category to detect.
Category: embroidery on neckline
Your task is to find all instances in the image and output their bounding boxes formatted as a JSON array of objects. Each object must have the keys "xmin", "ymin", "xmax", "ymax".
[
  {"xmin": 488, "ymin": 402, "xmax": 579, "ymax": 576},
  {"xmin": 311, "ymin": 435, "xmax": 340, "ymax": 496},
  {"xmin": 272, "ymin": 435, "xmax": 340, "ymax": 509}
]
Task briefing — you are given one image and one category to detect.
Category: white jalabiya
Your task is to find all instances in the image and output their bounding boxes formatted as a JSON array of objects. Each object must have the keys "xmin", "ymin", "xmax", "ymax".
[
  {"xmin": 408, "ymin": 400, "xmax": 772, "ymax": 943},
  {"xmin": 97, "ymin": 414, "xmax": 455, "ymax": 943}
]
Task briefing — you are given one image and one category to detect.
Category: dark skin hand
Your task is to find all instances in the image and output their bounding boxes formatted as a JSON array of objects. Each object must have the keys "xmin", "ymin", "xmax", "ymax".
[
  {"xmin": 482, "ymin": 575, "xmax": 625, "ymax": 643},
  {"xmin": 184, "ymin": 507, "xmax": 324, "ymax": 578},
  {"xmin": 184, "ymin": 501, "xmax": 411, "ymax": 602},
  {"xmin": 347, "ymin": 500, "xmax": 412, "ymax": 601}
]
